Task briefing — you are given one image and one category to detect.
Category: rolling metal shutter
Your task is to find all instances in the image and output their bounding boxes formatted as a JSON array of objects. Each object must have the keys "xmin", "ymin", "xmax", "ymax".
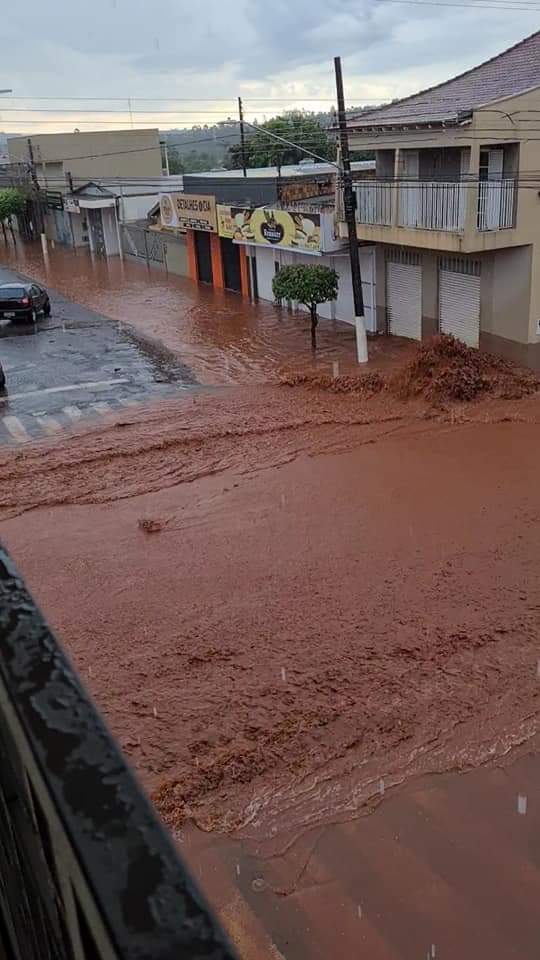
[
  {"xmin": 385, "ymin": 253, "xmax": 422, "ymax": 340},
  {"xmin": 438, "ymin": 257, "xmax": 481, "ymax": 348}
]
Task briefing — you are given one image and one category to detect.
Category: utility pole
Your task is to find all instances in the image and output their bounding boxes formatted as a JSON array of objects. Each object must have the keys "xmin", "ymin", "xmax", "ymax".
[
  {"xmin": 334, "ymin": 56, "xmax": 367, "ymax": 363},
  {"xmin": 27, "ymin": 137, "xmax": 45, "ymax": 238},
  {"xmin": 238, "ymin": 96, "xmax": 247, "ymax": 178}
]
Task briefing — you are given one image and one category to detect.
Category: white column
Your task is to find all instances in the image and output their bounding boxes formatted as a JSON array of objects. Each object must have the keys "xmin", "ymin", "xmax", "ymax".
[{"xmin": 114, "ymin": 203, "xmax": 123, "ymax": 260}]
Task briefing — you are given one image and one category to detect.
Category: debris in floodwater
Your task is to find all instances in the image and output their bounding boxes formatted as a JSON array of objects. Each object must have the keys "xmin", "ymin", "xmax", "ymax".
[
  {"xmin": 281, "ymin": 667, "xmax": 287, "ymax": 682},
  {"xmin": 153, "ymin": 705, "xmax": 158, "ymax": 719},
  {"xmin": 138, "ymin": 516, "xmax": 169, "ymax": 534},
  {"xmin": 389, "ymin": 334, "xmax": 539, "ymax": 403},
  {"xmin": 236, "ymin": 862, "xmax": 241, "ymax": 877},
  {"xmin": 251, "ymin": 877, "xmax": 265, "ymax": 892},
  {"xmin": 379, "ymin": 778, "xmax": 385, "ymax": 797},
  {"xmin": 280, "ymin": 370, "xmax": 385, "ymax": 396},
  {"xmin": 357, "ymin": 904, "xmax": 362, "ymax": 919},
  {"xmin": 518, "ymin": 794, "xmax": 527, "ymax": 815}
]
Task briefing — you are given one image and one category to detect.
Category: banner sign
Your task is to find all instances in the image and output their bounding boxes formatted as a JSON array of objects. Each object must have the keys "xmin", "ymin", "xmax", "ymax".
[
  {"xmin": 217, "ymin": 205, "xmax": 321, "ymax": 254},
  {"xmin": 160, "ymin": 193, "xmax": 217, "ymax": 232},
  {"xmin": 277, "ymin": 178, "xmax": 334, "ymax": 205}
]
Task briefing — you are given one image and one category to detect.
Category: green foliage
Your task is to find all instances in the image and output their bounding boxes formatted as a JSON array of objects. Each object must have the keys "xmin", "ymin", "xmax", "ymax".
[
  {"xmin": 0, "ymin": 188, "xmax": 25, "ymax": 222},
  {"xmin": 272, "ymin": 264, "xmax": 339, "ymax": 318},
  {"xmin": 168, "ymin": 147, "xmax": 219, "ymax": 174},
  {"xmin": 228, "ymin": 111, "xmax": 335, "ymax": 171}
]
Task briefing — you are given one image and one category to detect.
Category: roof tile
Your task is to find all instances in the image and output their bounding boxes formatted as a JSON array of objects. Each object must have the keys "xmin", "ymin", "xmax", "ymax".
[{"xmin": 350, "ymin": 30, "xmax": 540, "ymax": 127}]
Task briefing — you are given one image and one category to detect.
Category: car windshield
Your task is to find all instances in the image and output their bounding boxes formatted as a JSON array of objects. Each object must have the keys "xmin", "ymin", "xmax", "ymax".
[{"xmin": 1, "ymin": 287, "xmax": 27, "ymax": 299}]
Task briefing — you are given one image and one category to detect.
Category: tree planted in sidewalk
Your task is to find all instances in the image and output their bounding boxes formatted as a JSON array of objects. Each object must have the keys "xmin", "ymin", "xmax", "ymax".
[
  {"xmin": 273, "ymin": 264, "xmax": 339, "ymax": 347},
  {"xmin": 0, "ymin": 188, "xmax": 26, "ymax": 241}
]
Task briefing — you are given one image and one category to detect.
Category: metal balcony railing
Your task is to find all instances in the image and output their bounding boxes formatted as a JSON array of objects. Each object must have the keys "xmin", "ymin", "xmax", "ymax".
[
  {"xmin": 477, "ymin": 179, "xmax": 516, "ymax": 231},
  {"xmin": 353, "ymin": 181, "xmax": 393, "ymax": 226},
  {"xmin": 397, "ymin": 180, "xmax": 466, "ymax": 232},
  {"xmin": 0, "ymin": 544, "xmax": 237, "ymax": 960}
]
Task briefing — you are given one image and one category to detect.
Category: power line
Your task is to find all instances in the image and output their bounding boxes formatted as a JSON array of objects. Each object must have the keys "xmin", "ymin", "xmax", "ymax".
[
  {"xmin": 0, "ymin": 96, "xmax": 387, "ymax": 103},
  {"xmin": 377, "ymin": 0, "xmax": 540, "ymax": 8}
]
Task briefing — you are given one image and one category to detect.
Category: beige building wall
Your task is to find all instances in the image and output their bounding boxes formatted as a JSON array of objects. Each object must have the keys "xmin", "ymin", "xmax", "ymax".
[
  {"xmin": 8, "ymin": 129, "xmax": 162, "ymax": 186},
  {"xmin": 348, "ymin": 85, "xmax": 540, "ymax": 356}
]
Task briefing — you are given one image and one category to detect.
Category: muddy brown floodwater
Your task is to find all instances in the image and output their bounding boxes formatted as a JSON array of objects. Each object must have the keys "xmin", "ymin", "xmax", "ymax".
[
  {"xmin": 3, "ymin": 239, "xmax": 540, "ymax": 954},
  {"xmin": 0, "ymin": 240, "xmax": 383, "ymax": 384},
  {"xmin": 1, "ymin": 383, "xmax": 540, "ymax": 862}
]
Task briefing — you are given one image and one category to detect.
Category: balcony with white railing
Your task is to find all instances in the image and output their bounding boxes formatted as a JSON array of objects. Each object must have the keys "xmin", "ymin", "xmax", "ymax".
[
  {"xmin": 353, "ymin": 181, "xmax": 392, "ymax": 226},
  {"xmin": 351, "ymin": 176, "xmax": 517, "ymax": 243},
  {"xmin": 477, "ymin": 179, "xmax": 516, "ymax": 231},
  {"xmin": 397, "ymin": 180, "xmax": 466, "ymax": 232}
]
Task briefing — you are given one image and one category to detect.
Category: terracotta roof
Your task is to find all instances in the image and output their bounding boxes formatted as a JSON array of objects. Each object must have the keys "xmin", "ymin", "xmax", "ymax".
[{"xmin": 349, "ymin": 30, "xmax": 540, "ymax": 127}]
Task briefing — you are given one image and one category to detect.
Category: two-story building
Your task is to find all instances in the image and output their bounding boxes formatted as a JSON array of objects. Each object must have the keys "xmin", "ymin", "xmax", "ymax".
[{"xmin": 341, "ymin": 29, "xmax": 540, "ymax": 368}]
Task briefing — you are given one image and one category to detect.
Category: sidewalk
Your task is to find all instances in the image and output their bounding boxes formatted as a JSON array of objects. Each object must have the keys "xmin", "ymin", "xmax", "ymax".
[{"xmin": 185, "ymin": 747, "xmax": 540, "ymax": 960}]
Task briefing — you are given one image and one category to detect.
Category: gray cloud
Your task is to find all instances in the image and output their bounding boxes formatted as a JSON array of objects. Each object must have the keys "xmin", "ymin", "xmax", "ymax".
[{"xmin": 1, "ymin": 0, "xmax": 538, "ymax": 116}]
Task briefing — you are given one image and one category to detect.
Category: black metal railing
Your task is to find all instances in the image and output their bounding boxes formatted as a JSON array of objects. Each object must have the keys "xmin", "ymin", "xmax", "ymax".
[{"xmin": 0, "ymin": 544, "xmax": 237, "ymax": 960}]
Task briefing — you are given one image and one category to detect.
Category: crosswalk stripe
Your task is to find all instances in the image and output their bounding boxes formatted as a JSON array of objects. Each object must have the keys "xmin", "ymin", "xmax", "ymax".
[
  {"xmin": 90, "ymin": 401, "xmax": 111, "ymax": 415},
  {"xmin": 36, "ymin": 416, "xmax": 62, "ymax": 435},
  {"xmin": 63, "ymin": 405, "xmax": 82, "ymax": 420},
  {"xmin": 3, "ymin": 416, "xmax": 30, "ymax": 442}
]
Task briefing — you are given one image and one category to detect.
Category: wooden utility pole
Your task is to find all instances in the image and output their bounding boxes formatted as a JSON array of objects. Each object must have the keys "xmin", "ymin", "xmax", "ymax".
[
  {"xmin": 334, "ymin": 56, "xmax": 367, "ymax": 362},
  {"xmin": 238, "ymin": 97, "xmax": 247, "ymax": 178}
]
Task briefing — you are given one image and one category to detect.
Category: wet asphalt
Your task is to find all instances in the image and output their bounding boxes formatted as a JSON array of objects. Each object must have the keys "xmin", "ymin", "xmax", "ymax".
[{"xmin": 0, "ymin": 265, "xmax": 198, "ymax": 444}]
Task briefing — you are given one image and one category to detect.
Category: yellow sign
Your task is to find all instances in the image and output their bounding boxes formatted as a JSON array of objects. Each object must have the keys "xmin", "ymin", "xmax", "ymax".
[
  {"xmin": 160, "ymin": 192, "xmax": 217, "ymax": 232},
  {"xmin": 217, "ymin": 205, "xmax": 321, "ymax": 254},
  {"xmin": 175, "ymin": 193, "xmax": 217, "ymax": 232}
]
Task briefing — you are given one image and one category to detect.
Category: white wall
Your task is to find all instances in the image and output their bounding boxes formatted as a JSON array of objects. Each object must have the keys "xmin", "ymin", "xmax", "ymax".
[
  {"xmin": 69, "ymin": 211, "xmax": 90, "ymax": 247},
  {"xmin": 102, "ymin": 207, "xmax": 120, "ymax": 256},
  {"xmin": 119, "ymin": 193, "xmax": 160, "ymax": 223},
  {"xmin": 252, "ymin": 243, "xmax": 376, "ymax": 331}
]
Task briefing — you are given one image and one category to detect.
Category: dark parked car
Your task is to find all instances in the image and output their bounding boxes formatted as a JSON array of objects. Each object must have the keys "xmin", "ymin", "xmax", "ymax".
[
  {"xmin": 0, "ymin": 283, "xmax": 51, "ymax": 323},
  {"xmin": 0, "ymin": 360, "xmax": 4, "ymax": 390}
]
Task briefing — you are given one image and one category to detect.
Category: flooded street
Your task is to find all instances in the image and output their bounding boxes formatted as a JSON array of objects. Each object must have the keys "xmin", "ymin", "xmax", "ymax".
[
  {"xmin": 0, "ymin": 239, "xmax": 364, "ymax": 385},
  {"xmin": 2, "ymin": 237, "xmax": 540, "ymax": 959}
]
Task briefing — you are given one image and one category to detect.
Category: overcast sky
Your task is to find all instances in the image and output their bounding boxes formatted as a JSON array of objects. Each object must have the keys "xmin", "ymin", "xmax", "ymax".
[{"xmin": 1, "ymin": 1, "xmax": 539, "ymax": 131}]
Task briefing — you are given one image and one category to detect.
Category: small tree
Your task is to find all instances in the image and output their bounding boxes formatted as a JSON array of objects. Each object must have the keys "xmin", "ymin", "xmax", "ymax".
[
  {"xmin": 0, "ymin": 188, "xmax": 26, "ymax": 241},
  {"xmin": 273, "ymin": 264, "xmax": 339, "ymax": 346}
]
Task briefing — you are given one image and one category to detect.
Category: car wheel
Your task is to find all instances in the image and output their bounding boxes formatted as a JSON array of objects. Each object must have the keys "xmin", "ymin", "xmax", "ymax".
[
  {"xmin": 0, "ymin": 375, "xmax": 5, "ymax": 392},
  {"xmin": 43, "ymin": 299, "xmax": 51, "ymax": 317}
]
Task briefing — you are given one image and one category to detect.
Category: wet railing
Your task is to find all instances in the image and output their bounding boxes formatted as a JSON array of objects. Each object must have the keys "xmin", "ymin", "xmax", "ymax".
[{"xmin": 0, "ymin": 544, "xmax": 237, "ymax": 960}]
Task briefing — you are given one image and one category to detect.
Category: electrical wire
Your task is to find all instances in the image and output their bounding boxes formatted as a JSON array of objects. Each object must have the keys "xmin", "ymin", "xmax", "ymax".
[{"xmin": 377, "ymin": 0, "xmax": 540, "ymax": 8}]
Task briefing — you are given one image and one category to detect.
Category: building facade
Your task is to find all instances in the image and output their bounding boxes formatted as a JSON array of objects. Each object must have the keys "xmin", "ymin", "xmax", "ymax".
[
  {"xmin": 340, "ymin": 30, "xmax": 540, "ymax": 368},
  {"xmin": 154, "ymin": 161, "xmax": 376, "ymax": 326},
  {"xmin": 8, "ymin": 129, "xmax": 166, "ymax": 254}
]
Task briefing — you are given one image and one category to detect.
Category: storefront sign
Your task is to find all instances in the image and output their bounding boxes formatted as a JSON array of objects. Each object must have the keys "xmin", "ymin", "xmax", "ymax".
[
  {"xmin": 160, "ymin": 192, "xmax": 217, "ymax": 232},
  {"xmin": 217, "ymin": 205, "xmax": 321, "ymax": 254},
  {"xmin": 277, "ymin": 178, "xmax": 334, "ymax": 205},
  {"xmin": 160, "ymin": 193, "xmax": 177, "ymax": 228},
  {"xmin": 63, "ymin": 196, "xmax": 80, "ymax": 213}
]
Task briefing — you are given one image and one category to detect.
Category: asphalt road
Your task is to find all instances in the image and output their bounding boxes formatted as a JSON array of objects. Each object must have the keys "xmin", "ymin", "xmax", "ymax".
[{"xmin": 0, "ymin": 265, "xmax": 197, "ymax": 444}]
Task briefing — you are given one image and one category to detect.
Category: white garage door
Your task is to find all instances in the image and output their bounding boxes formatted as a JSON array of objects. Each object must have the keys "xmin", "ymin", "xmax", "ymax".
[
  {"xmin": 439, "ymin": 261, "xmax": 481, "ymax": 348},
  {"xmin": 385, "ymin": 257, "xmax": 422, "ymax": 340},
  {"xmin": 332, "ymin": 247, "xmax": 376, "ymax": 331}
]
